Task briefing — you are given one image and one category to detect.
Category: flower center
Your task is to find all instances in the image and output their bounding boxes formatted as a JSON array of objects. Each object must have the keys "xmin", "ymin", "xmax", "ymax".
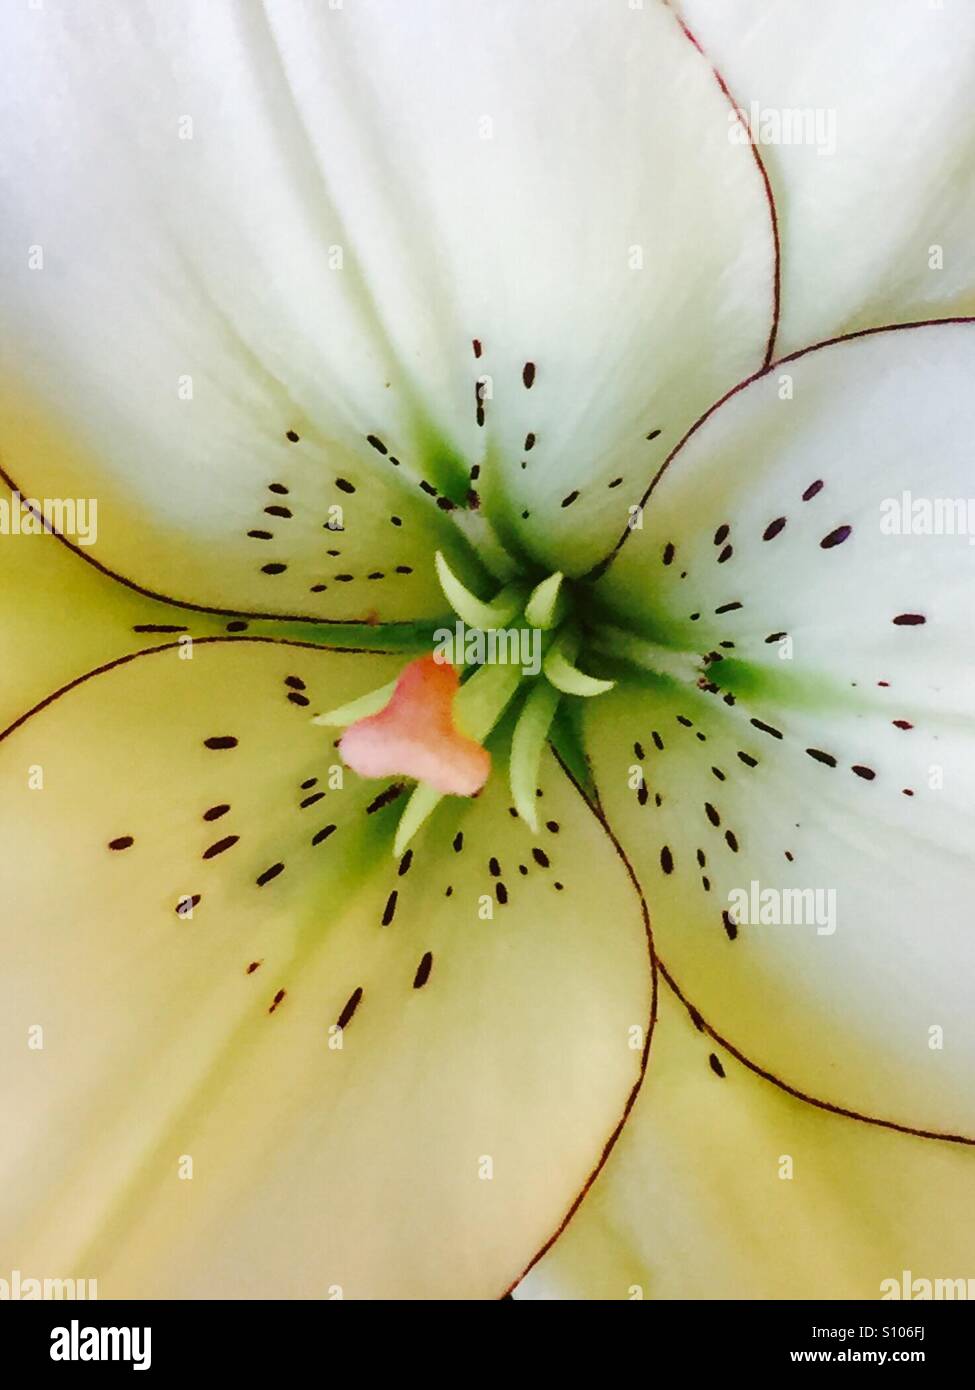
[{"xmin": 314, "ymin": 550, "xmax": 618, "ymax": 852}]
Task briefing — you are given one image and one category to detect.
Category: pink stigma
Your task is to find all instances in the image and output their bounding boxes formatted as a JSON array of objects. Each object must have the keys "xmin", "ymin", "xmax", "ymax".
[{"xmin": 339, "ymin": 655, "xmax": 490, "ymax": 796}]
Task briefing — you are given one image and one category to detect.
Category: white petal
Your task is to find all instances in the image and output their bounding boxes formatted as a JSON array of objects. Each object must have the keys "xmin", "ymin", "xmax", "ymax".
[
  {"xmin": 0, "ymin": 481, "xmax": 205, "ymax": 728},
  {"xmin": 518, "ymin": 986, "xmax": 975, "ymax": 1299},
  {"xmin": 0, "ymin": 0, "xmax": 776, "ymax": 605},
  {"xmin": 678, "ymin": 0, "xmax": 975, "ymax": 351},
  {"xmin": 0, "ymin": 639, "xmax": 652, "ymax": 1297},
  {"xmin": 0, "ymin": 480, "xmax": 441, "ymax": 731},
  {"xmin": 591, "ymin": 321, "xmax": 975, "ymax": 1134}
]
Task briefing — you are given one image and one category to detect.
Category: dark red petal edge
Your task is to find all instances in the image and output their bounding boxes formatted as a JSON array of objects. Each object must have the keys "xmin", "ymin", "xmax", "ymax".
[
  {"xmin": 570, "ymin": 732, "xmax": 975, "ymax": 1149},
  {"xmin": 666, "ymin": 1, "xmax": 781, "ymax": 369},
  {"xmin": 599, "ymin": 316, "xmax": 975, "ymax": 572},
  {"xmin": 0, "ymin": 645, "xmax": 659, "ymax": 1301},
  {"xmin": 660, "ymin": 962, "xmax": 975, "ymax": 1148},
  {"xmin": 0, "ymin": 456, "xmax": 448, "ymax": 629},
  {"xmin": 500, "ymin": 750, "xmax": 659, "ymax": 1298},
  {"xmin": 0, "ymin": 635, "xmax": 395, "ymax": 745}
]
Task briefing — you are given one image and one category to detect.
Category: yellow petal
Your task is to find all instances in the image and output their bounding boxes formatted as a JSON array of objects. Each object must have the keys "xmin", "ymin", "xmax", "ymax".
[{"xmin": 0, "ymin": 639, "xmax": 652, "ymax": 1297}]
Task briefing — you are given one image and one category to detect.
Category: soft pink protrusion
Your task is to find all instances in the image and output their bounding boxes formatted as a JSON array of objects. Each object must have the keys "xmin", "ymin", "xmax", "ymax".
[{"xmin": 339, "ymin": 655, "xmax": 490, "ymax": 796}]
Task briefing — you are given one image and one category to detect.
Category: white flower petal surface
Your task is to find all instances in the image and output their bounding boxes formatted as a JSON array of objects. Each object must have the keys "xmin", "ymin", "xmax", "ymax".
[
  {"xmin": 678, "ymin": 0, "xmax": 975, "ymax": 352},
  {"xmin": 0, "ymin": 484, "xmax": 207, "ymax": 729},
  {"xmin": 591, "ymin": 321, "xmax": 975, "ymax": 1135},
  {"xmin": 0, "ymin": 0, "xmax": 777, "ymax": 604},
  {"xmin": 1, "ymin": 0, "xmax": 493, "ymax": 624},
  {"xmin": 0, "ymin": 640, "xmax": 652, "ymax": 1298},
  {"xmin": 517, "ymin": 987, "xmax": 975, "ymax": 1300},
  {"xmin": 0, "ymin": 480, "xmax": 444, "ymax": 729}
]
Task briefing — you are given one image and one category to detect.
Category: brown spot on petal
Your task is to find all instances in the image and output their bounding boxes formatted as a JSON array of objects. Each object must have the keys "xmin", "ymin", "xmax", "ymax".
[
  {"xmin": 203, "ymin": 835, "xmax": 239, "ymax": 859},
  {"xmin": 337, "ymin": 987, "xmax": 363, "ymax": 1029},
  {"xmin": 413, "ymin": 952, "xmax": 433, "ymax": 989},
  {"xmin": 256, "ymin": 863, "xmax": 285, "ymax": 887}
]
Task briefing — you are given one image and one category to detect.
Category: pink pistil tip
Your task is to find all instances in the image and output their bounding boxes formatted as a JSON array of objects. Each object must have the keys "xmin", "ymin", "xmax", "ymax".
[{"xmin": 339, "ymin": 655, "xmax": 490, "ymax": 796}]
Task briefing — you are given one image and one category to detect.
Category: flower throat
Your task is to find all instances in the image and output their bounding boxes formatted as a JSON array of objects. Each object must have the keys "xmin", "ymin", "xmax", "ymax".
[{"xmin": 313, "ymin": 550, "xmax": 615, "ymax": 854}]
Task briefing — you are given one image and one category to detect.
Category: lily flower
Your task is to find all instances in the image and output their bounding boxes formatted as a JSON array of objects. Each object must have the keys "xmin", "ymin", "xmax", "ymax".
[{"xmin": 1, "ymin": 0, "xmax": 974, "ymax": 1300}]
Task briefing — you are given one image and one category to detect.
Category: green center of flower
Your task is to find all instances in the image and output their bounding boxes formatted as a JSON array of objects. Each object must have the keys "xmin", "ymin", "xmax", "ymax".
[{"xmin": 314, "ymin": 549, "xmax": 623, "ymax": 853}]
